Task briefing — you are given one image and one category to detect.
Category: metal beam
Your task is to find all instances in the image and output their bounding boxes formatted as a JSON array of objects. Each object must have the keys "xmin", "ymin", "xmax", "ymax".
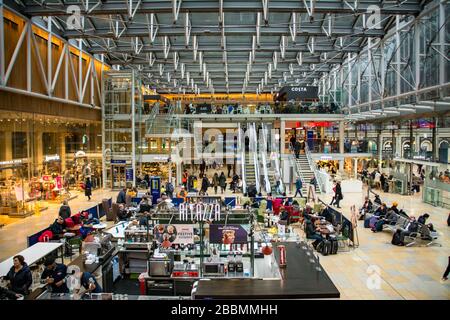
[
  {"xmin": 23, "ymin": 1, "xmax": 423, "ymax": 16},
  {"xmin": 89, "ymin": 44, "xmax": 361, "ymax": 54},
  {"xmin": 62, "ymin": 25, "xmax": 385, "ymax": 38}
]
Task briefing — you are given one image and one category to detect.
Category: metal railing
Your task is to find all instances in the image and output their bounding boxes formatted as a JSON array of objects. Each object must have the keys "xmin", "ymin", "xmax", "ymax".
[
  {"xmin": 259, "ymin": 123, "xmax": 271, "ymax": 194},
  {"xmin": 304, "ymin": 142, "xmax": 323, "ymax": 194},
  {"xmin": 145, "ymin": 104, "xmax": 160, "ymax": 134},
  {"xmin": 250, "ymin": 123, "xmax": 261, "ymax": 193},
  {"xmin": 238, "ymin": 123, "xmax": 247, "ymax": 194}
]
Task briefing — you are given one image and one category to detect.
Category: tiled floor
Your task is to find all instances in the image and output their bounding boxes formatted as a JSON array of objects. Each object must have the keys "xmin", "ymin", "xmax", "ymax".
[
  {"xmin": 0, "ymin": 189, "xmax": 115, "ymax": 260},
  {"xmin": 0, "ymin": 180, "xmax": 448, "ymax": 299},
  {"xmin": 316, "ymin": 184, "xmax": 450, "ymax": 300}
]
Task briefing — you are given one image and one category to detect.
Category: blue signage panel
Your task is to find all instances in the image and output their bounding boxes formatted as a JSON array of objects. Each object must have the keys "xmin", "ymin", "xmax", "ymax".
[
  {"xmin": 150, "ymin": 177, "xmax": 161, "ymax": 204},
  {"xmin": 111, "ymin": 159, "xmax": 126, "ymax": 164},
  {"xmin": 126, "ymin": 168, "xmax": 134, "ymax": 181}
]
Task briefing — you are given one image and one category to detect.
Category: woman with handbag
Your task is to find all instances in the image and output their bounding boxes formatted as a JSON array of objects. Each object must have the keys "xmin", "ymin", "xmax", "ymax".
[{"xmin": 85, "ymin": 177, "xmax": 92, "ymax": 201}]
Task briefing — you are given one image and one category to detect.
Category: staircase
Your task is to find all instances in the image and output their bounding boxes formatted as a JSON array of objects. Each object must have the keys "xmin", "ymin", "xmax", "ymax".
[
  {"xmin": 245, "ymin": 153, "xmax": 256, "ymax": 185},
  {"xmin": 295, "ymin": 154, "xmax": 319, "ymax": 194}
]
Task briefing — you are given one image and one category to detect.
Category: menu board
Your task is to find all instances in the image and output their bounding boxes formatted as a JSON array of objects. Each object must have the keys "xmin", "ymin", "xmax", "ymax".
[
  {"xmin": 153, "ymin": 224, "xmax": 194, "ymax": 246},
  {"xmin": 209, "ymin": 224, "xmax": 248, "ymax": 244}
]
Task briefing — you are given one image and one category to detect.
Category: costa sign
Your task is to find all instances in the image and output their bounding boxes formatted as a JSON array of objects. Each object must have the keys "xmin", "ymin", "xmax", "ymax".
[{"xmin": 276, "ymin": 86, "xmax": 319, "ymax": 101}]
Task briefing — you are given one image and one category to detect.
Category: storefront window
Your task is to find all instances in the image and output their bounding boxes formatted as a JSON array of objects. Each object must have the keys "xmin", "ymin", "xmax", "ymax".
[
  {"xmin": 12, "ymin": 132, "xmax": 27, "ymax": 159},
  {"xmin": 42, "ymin": 132, "xmax": 58, "ymax": 155}
]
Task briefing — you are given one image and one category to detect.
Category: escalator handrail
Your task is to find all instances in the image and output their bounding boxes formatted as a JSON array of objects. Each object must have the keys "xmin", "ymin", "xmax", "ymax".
[
  {"xmin": 238, "ymin": 123, "xmax": 247, "ymax": 194},
  {"xmin": 251, "ymin": 123, "xmax": 260, "ymax": 193},
  {"xmin": 260, "ymin": 124, "xmax": 272, "ymax": 193}
]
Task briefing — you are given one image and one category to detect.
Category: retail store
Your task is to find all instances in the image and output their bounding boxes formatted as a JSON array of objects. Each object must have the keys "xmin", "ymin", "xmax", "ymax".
[{"xmin": 0, "ymin": 0, "xmax": 449, "ymax": 309}]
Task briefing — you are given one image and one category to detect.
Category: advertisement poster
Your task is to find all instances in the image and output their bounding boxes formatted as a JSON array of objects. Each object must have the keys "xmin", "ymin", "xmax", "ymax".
[
  {"xmin": 209, "ymin": 224, "xmax": 248, "ymax": 244},
  {"xmin": 153, "ymin": 224, "xmax": 194, "ymax": 246},
  {"xmin": 14, "ymin": 186, "xmax": 24, "ymax": 201},
  {"xmin": 55, "ymin": 176, "xmax": 62, "ymax": 189}
]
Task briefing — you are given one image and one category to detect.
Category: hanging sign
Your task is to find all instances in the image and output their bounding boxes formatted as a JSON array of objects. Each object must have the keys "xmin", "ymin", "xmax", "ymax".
[
  {"xmin": 209, "ymin": 224, "xmax": 248, "ymax": 244},
  {"xmin": 178, "ymin": 202, "xmax": 221, "ymax": 221}
]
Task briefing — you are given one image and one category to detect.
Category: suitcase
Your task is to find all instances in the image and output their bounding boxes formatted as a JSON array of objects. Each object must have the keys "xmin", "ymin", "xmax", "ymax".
[
  {"xmin": 329, "ymin": 237, "xmax": 338, "ymax": 255},
  {"xmin": 320, "ymin": 240, "xmax": 331, "ymax": 256},
  {"xmin": 369, "ymin": 216, "xmax": 379, "ymax": 229}
]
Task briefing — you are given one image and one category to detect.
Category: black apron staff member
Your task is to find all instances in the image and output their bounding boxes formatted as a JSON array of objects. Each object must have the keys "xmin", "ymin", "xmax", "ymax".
[
  {"xmin": 40, "ymin": 257, "xmax": 69, "ymax": 293},
  {"xmin": 3, "ymin": 255, "xmax": 32, "ymax": 296},
  {"xmin": 79, "ymin": 272, "xmax": 102, "ymax": 295}
]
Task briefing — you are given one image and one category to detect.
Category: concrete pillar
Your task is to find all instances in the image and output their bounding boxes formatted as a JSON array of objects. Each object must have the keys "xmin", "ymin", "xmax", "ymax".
[
  {"xmin": 339, "ymin": 121, "xmax": 344, "ymax": 154},
  {"xmin": 280, "ymin": 120, "xmax": 286, "ymax": 154},
  {"xmin": 339, "ymin": 159, "xmax": 344, "ymax": 174},
  {"xmin": 354, "ymin": 158, "xmax": 358, "ymax": 179},
  {"xmin": 4, "ymin": 131, "xmax": 13, "ymax": 177},
  {"xmin": 176, "ymin": 161, "xmax": 182, "ymax": 186},
  {"xmin": 60, "ymin": 134, "xmax": 66, "ymax": 172},
  {"xmin": 35, "ymin": 131, "xmax": 43, "ymax": 175},
  {"xmin": 378, "ymin": 132, "xmax": 382, "ymax": 171}
]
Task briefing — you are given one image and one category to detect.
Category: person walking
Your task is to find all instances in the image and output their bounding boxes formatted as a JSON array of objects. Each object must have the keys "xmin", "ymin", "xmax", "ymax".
[
  {"xmin": 212, "ymin": 173, "xmax": 220, "ymax": 194},
  {"xmin": 330, "ymin": 181, "xmax": 337, "ymax": 206},
  {"xmin": 200, "ymin": 175, "xmax": 209, "ymax": 195},
  {"xmin": 441, "ymin": 256, "xmax": 450, "ymax": 282},
  {"xmin": 334, "ymin": 181, "xmax": 343, "ymax": 208},
  {"xmin": 307, "ymin": 176, "xmax": 317, "ymax": 203},
  {"xmin": 219, "ymin": 172, "xmax": 227, "ymax": 194},
  {"xmin": 294, "ymin": 140, "xmax": 301, "ymax": 158},
  {"xmin": 294, "ymin": 177, "xmax": 303, "ymax": 197},
  {"xmin": 85, "ymin": 177, "xmax": 92, "ymax": 201}
]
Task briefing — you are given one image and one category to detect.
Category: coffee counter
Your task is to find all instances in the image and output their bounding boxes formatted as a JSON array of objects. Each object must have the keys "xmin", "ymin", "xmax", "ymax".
[{"xmin": 193, "ymin": 242, "xmax": 340, "ymax": 299}]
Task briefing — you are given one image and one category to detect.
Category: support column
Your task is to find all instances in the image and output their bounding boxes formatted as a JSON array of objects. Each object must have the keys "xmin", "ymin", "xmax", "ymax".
[
  {"xmin": 35, "ymin": 130, "xmax": 43, "ymax": 176},
  {"xmin": 354, "ymin": 158, "xmax": 358, "ymax": 179},
  {"xmin": 377, "ymin": 130, "xmax": 382, "ymax": 171},
  {"xmin": 176, "ymin": 161, "xmax": 182, "ymax": 185},
  {"xmin": 339, "ymin": 121, "xmax": 344, "ymax": 154},
  {"xmin": 4, "ymin": 131, "xmax": 13, "ymax": 177},
  {"xmin": 432, "ymin": 117, "xmax": 437, "ymax": 162},
  {"xmin": 60, "ymin": 134, "xmax": 66, "ymax": 172},
  {"xmin": 280, "ymin": 120, "xmax": 286, "ymax": 154}
]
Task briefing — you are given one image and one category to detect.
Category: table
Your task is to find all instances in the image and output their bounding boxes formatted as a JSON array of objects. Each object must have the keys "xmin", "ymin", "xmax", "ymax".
[
  {"xmin": 0, "ymin": 242, "xmax": 63, "ymax": 277},
  {"xmin": 104, "ymin": 221, "xmax": 129, "ymax": 239}
]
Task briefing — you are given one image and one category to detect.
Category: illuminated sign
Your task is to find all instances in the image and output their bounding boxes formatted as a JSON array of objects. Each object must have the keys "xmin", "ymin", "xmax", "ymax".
[
  {"xmin": 178, "ymin": 202, "xmax": 221, "ymax": 221},
  {"xmin": 44, "ymin": 154, "xmax": 60, "ymax": 162}
]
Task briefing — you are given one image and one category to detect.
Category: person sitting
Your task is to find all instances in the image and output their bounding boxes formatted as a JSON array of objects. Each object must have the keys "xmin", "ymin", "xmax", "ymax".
[
  {"xmin": 304, "ymin": 218, "xmax": 324, "ymax": 249},
  {"xmin": 397, "ymin": 217, "xmax": 419, "ymax": 246},
  {"xmin": 176, "ymin": 186, "xmax": 188, "ymax": 202},
  {"xmin": 272, "ymin": 197, "xmax": 283, "ymax": 215},
  {"xmin": 359, "ymin": 196, "xmax": 373, "ymax": 220},
  {"xmin": 49, "ymin": 216, "xmax": 67, "ymax": 240},
  {"xmin": 373, "ymin": 203, "xmax": 387, "ymax": 217},
  {"xmin": 4, "ymin": 255, "xmax": 32, "ymax": 296},
  {"xmin": 116, "ymin": 187, "xmax": 127, "ymax": 204},
  {"xmin": 117, "ymin": 204, "xmax": 131, "ymax": 221},
  {"xmin": 279, "ymin": 207, "xmax": 289, "ymax": 225},
  {"xmin": 58, "ymin": 200, "xmax": 71, "ymax": 219},
  {"xmin": 418, "ymin": 213, "xmax": 435, "ymax": 232},
  {"xmin": 372, "ymin": 209, "xmax": 398, "ymax": 232},
  {"xmin": 138, "ymin": 196, "xmax": 152, "ymax": 214},
  {"xmin": 40, "ymin": 257, "xmax": 69, "ymax": 294},
  {"xmin": 389, "ymin": 202, "xmax": 399, "ymax": 214}
]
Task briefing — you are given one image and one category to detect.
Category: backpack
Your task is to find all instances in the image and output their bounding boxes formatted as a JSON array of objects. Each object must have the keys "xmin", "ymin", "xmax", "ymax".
[
  {"xmin": 373, "ymin": 220, "xmax": 384, "ymax": 232},
  {"xmin": 391, "ymin": 229, "xmax": 403, "ymax": 246}
]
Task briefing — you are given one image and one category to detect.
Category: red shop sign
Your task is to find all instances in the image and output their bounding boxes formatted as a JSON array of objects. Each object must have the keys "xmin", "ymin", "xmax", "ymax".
[
  {"xmin": 42, "ymin": 175, "xmax": 51, "ymax": 181},
  {"xmin": 307, "ymin": 121, "xmax": 332, "ymax": 127}
]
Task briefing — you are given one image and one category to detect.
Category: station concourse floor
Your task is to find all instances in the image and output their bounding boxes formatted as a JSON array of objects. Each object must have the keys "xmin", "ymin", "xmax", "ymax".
[{"xmin": 0, "ymin": 183, "xmax": 448, "ymax": 300}]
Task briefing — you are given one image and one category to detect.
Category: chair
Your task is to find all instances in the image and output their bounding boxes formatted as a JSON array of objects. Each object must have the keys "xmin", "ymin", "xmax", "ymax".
[
  {"xmin": 405, "ymin": 224, "xmax": 442, "ymax": 247},
  {"xmin": 335, "ymin": 223, "xmax": 351, "ymax": 252}
]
